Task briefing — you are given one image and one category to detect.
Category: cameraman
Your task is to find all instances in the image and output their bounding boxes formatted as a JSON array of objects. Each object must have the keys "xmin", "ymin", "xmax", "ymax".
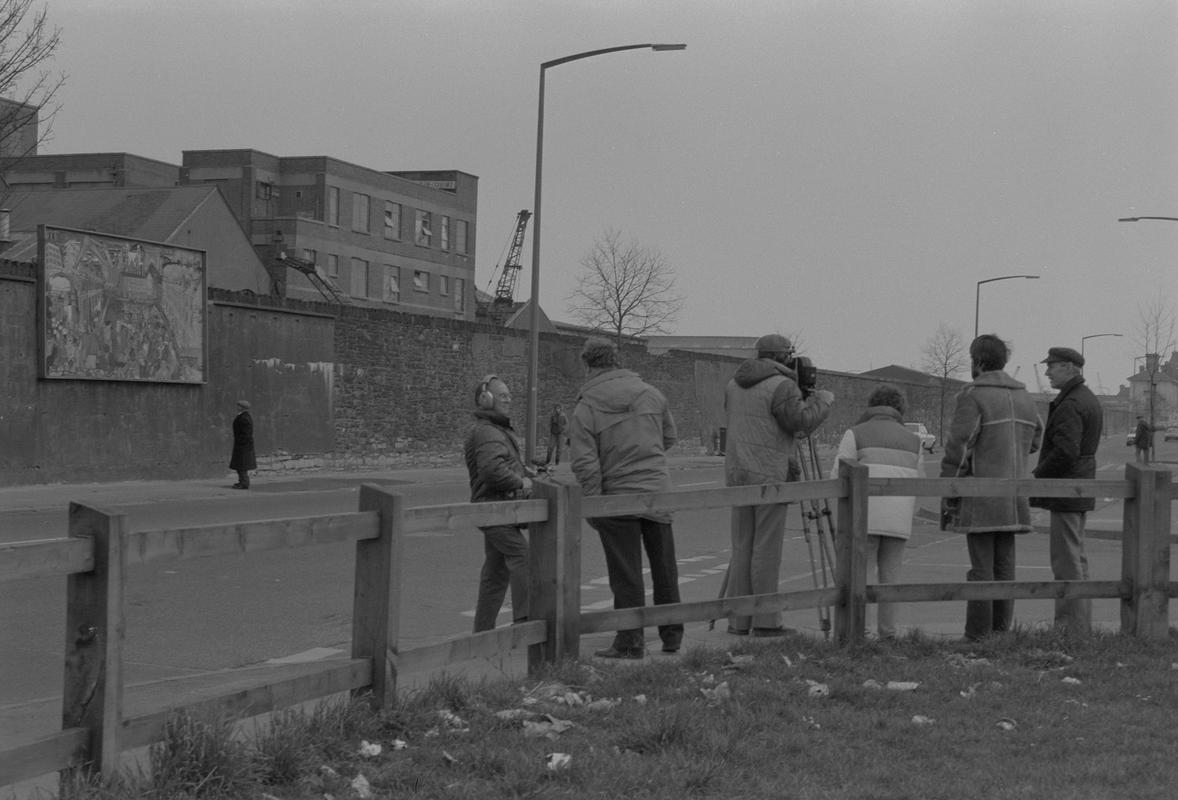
[
  {"xmin": 722, "ymin": 334, "xmax": 833, "ymax": 636},
  {"xmin": 464, "ymin": 374, "xmax": 532, "ymax": 633}
]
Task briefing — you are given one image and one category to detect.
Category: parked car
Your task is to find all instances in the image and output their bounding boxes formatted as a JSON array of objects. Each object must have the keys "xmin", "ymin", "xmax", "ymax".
[
  {"xmin": 1127, "ymin": 428, "xmax": 1138, "ymax": 447},
  {"xmin": 1165, "ymin": 426, "xmax": 1178, "ymax": 442},
  {"xmin": 904, "ymin": 422, "xmax": 936, "ymax": 453}
]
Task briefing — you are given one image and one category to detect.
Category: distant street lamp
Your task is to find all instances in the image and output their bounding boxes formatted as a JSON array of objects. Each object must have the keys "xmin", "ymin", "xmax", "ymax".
[
  {"xmin": 1080, "ymin": 333, "xmax": 1122, "ymax": 358},
  {"xmin": 524, "ymin": 42, "xmax": 686, "ymax": 463},
  {"xmin": 974, "ymin": 275, "xmax": 1040, "ymax": 338}
]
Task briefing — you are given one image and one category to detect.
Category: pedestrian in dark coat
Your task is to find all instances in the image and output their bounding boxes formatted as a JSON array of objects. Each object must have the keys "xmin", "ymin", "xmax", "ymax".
[
  {"xmin": 229, "ymin": 400, "xmax": 256, "ymax": 489},
  {"xmin": 1030, "ymin": 347, "xmax": 1103, "ymax": 633}
]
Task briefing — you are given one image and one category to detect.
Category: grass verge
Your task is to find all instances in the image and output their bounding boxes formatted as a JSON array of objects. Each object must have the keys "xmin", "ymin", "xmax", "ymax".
[{"xmin": 53, "ymin": 627, "xmax": 1178, "ymax": 800}]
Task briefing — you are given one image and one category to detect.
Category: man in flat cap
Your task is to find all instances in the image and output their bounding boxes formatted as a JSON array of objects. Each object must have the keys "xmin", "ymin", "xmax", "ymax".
[
  {"xmin": 722, "ymin": 333, "xmax": 833, "ymax": 637},
  {"xmin": 1031, "ymin": 346, "xmax": 1103, "ymax": 633}
]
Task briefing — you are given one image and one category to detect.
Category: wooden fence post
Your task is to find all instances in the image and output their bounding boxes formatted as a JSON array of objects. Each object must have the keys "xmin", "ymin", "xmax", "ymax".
[
  {"xmin": 352, "ymin": 485, "xmax": 404, "ymax": 709},
  {"xmin": 61, "ymin": 502, "xmax": 126, "ymax": 780},
  {"xmin": 1120, "ymin": 464, "xmax": 1171, "ymax": 639},
  {"xmin": 527, "ymin": 479, "xmax": 580, "ymax": 672},
  {"xmin": 834, "ymin": 459, "xmax": 868, "ymax": 644}
]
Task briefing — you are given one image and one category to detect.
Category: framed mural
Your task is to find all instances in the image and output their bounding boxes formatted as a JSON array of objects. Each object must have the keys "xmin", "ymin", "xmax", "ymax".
[{"xmin": 37, "ymin": 225, "xmax": 207, "ymax": 383}]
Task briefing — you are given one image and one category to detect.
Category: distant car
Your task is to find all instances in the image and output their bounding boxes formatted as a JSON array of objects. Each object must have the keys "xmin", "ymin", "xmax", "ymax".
[
  {"xmin": 1127, "ymin": 429, "xmax": 1138, "ymax": 447},
  {"xmin": 904, "ymin": 422, "xmax": 936, "ymax": 453},
  {"xmin": 1165, "ymin": 427, "xmax": 1178, "ymax": 443}
]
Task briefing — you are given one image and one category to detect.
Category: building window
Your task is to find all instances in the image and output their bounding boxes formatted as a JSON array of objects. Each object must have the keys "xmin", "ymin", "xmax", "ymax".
[
  {"xmin": 383, "ymin": 265, "xmax": 400, "ymax": 303},
  {"xmin": 383, "ymin": 201, "xmax": 401, "ymax": 240},
  {"xmin": 413, "ymin": 270, "xmax": 429, "ymax": 292},
  {"xmin": 414, "ymin": 210, "xmax": 432, "ymax": 247},
  {"xmin": 455, "ymin": 219, "xmax": 469, "ymax": 254},
  {"xmin": 438, "ymin": 275, "xmax": 449, "ymax": 296},
  {"xmin": 327, "ymin": 254, "xmax": 339, "ymax": 278},
  {"xmin": 454, "ymin": 277, "xmax": 466, "ymax": 312},
  {"xmin": 352, "ymin": 192, "xmax": 371, "ymax": 233},
  {"xmin": 440, "ymin": 215, "xmax": 450, "ymax": 251},
  {"xmin": 327, "ymin": 187, "xmax": 340, "ymax": 226},
  {"xmin": 302, "ymin": 248, "xmax": 317, "ymax": 266},
  {"xmin": 350, "ymin": 258, "xmax": 369, "ymax": 297}
]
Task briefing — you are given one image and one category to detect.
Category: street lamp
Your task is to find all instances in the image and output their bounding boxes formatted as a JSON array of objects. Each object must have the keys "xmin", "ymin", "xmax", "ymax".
[
  {"xmin": 524, "ymin": 42, "xmax": 686, "ymax": 463},
  {"xmin": 1080, "ymin": 332, "xmax": 1122, "ymax": 357},
  {"xmin": 974, "ymin": 275, "xmax": 1040, "ymax": 338}
]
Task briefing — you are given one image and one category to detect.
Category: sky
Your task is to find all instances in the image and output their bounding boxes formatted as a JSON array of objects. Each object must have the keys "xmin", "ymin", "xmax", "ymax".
[{"xmin": 32, "ymin": 0, "xmax": 1178, "ymax": 394}]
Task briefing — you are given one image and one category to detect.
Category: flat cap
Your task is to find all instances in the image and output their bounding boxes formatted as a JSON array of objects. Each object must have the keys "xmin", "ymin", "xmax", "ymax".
[
  {"xmin": 755, "ymin": 333, "xmax": 793, "ymax": 355},
  {"xmin": 1040, "ymin": 347, "xmax": 1084, "ymax": 367},
  {"xmin": 236, "ymin": 399, "xmax": 251, "ymax": 409}
]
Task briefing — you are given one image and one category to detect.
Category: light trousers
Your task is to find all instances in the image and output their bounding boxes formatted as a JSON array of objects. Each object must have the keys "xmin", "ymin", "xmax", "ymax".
[
  {"xmin": 727, "ymin": 503, "xmax": 789, "ymax": 631},
  {"xmin": 1050, "ymin": 511, "xmax": 1091, "ymax": 633},
  {"xmin": 868, "ymin": 534, "xmax": 906, "ymax": 638}
]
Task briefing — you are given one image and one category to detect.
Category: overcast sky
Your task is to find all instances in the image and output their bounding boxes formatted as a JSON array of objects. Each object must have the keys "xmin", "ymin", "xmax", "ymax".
[{"xmin": 38, "ymin": 0, "xmax": 1178, "ymax": 394}]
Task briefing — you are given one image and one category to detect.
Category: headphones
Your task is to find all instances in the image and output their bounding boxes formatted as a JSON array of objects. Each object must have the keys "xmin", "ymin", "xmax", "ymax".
[{"xmin": 475, "ymin": 374, "xmax": 500, "ymax": 409}]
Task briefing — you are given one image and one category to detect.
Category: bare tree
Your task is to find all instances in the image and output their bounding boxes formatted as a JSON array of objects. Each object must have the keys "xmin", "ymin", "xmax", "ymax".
[
  {"xmin": 921, "ymin": 322, "xmax": 969, "ymax": 446},
  {"xmin": 1133, "ymin": 298, "xmax": 1177, "ymax": 433},
  {"xmin": 566, "ymin": 228, "xmax": 684, "ymax": 348},
  {"xmin": 0, "ymin": 0, "xmax": 65, "ymax": 181}
]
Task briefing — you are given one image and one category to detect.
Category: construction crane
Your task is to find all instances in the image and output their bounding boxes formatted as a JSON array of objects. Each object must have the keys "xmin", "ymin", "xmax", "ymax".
[{"xmin": 483, "ymin": 210, "xmax": 531, "ymax": 324}]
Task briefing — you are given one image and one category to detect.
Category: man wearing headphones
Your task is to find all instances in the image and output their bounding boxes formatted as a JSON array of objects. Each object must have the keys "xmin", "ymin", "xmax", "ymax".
[{"xmin": 464, "ymin": 374, "xmax": 533, "ymax": 632}]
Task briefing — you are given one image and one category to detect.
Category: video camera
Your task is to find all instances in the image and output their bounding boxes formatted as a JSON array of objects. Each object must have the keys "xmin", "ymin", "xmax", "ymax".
[{"xmin": 788, "ymin": 355, "xmax": 818, "ymax": 396}]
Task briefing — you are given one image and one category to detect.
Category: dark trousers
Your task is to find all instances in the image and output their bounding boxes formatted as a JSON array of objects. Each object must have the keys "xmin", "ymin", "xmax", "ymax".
[
  {"xmin": 236, "ymin": 469, "xmax": 250, "ymax": 488},
  {"xmin": 964, "ymin": 532, "xmax": 1015, "ymax": 640},
  {"xmin": 473, "ymin": 525, "xmax": 529, "ymax": 632},
  {"xmin": 545, "ymin": 435, "xmax": 564, "ymax": 465},
  {"xmin": 594, "ymin": 515, "xmax": 683, "ymax": 652}
]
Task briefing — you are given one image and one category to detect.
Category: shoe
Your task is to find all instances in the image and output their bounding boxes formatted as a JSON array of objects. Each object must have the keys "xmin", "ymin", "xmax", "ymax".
[
  {"xmin": 752, "ymin": 626, "xmax": 792, "ymax": 638},
  {"xmin": 727, "ymin": 626, "xmax": 749, "ymax": 636},
  {"xmin": 234, "ymin": 484, "xmax": 249, "ymax": 490},
  {"xmin": 594, "ymin": 646, "xmax": 644, "ymax": 660}
]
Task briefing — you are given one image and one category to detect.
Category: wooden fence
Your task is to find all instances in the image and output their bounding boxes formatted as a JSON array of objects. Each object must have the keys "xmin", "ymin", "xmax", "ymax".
[{"xmin": 0, "ymin": 462, "xmax": 1173, "ymax": 788}]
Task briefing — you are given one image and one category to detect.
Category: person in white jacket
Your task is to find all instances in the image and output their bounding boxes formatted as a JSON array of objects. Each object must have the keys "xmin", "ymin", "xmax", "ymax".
[{"xmin": 830, "ymin": 384, "xmax": 922, "ymax": 639}]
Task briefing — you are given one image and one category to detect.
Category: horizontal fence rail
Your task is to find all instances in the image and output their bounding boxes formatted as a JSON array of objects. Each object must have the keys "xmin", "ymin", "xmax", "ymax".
[{"xmin": 1, "ymin": 464, "xmax": 1174, "ymax": 790}]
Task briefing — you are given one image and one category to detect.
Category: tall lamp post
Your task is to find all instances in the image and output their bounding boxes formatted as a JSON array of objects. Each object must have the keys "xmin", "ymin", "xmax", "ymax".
[
  {"xmin": 1080, "ymin": 333, "xmax": 1122, "ymax": 358},
  {"xmin": 524, "ymin": 42, "xmax": 686, "ymax": 463},
  {"xmin": 974, "ymin": 274, "xmax": 1039, "ymax": 338}
]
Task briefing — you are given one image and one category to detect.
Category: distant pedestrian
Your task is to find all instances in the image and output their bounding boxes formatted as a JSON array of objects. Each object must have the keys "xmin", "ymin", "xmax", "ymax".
[
  {"xmin": 830, "ymin": 384, "xmax": 921, "ymax": 639},
  {"xmin": 464, "ymin": 374, "xmax": 532, "ymax": 633},
  {"xmin": 1031, "ymin": 347, "xmax": 1103, "ymax": 634},
  {"xmin": 1133, "ymin": 415, "xmax": 1156, "ymax": 463},
  {"xmin": 546, "ymin": 403, "xmax": 569, "ymax": 465},
  {"xmin": 569, "ymin": 337, "xmax": 683, "ymax": 659},
  {"xmin": 941, "ymin": 335, "xmax": 1042, "ymax": 641},
  {"xmin": 229, "ymin": 400, "xmax": 256, "ymax": 489}
]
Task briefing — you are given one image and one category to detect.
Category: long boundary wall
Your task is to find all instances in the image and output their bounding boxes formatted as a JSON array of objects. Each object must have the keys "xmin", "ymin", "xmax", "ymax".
[{"xmin": 0, "ymin": 269, "xmax": 1134, "ymax": 485}]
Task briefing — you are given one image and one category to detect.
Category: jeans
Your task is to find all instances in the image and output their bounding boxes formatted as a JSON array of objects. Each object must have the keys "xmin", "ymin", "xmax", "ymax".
[
  {"xmin": 594, "ymin": 516, "xmax": 683, "ymax": 652},
  {"xmin": 473, "ymin": 525, "xmax": 529, "ymax": 632},
  {"xmin": 727, "ymin": 503, "xmax": 789, "ymax": 631},
  {"xmin": 1050, "ymin": 511, "xmax": 1091, "ymax": 633},
  {"xmin": 964, "ymin": 532, "xmax": 1015, "ymax": 640},
  {"xmin": 868, "ymin": 535, "xmax": 906, "ymax": 638}
]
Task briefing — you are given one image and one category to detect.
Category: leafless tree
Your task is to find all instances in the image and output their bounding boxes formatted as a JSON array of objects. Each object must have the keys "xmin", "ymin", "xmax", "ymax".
[
  {"xmin": 921, "ymin": 322, "xmax": 969, "ymax": 446},
  {"xmin": 566, "ymin": 228, "xmax": 684, "ymax": 349},
  {"xmin": 1133, "ymin": 298, "xmax": 1177, "ymax": 431},
  {"xmin": 0, "ymin": 0, "xmax": 64, "ymax": 182}
]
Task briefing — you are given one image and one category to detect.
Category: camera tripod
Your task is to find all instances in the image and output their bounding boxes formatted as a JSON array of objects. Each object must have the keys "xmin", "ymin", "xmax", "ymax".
[{"xmin": 709, "ymin": 430, "xmax": 839, "ymax": 639}]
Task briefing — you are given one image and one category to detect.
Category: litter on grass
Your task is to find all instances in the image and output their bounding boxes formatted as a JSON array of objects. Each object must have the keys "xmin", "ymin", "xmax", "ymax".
[{"xmin": 547, "ymin": 752, "xmax": 572, "ymax": 771}]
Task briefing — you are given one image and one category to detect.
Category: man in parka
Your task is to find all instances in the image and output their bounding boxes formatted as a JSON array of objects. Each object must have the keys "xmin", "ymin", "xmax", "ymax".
[
  {"xmin": 723, "ymin": 334, "xmax": 833, "ymax": 637},
  {"xmin": 941, "ymin": 334, "xmax": 1043, "ymax": 641},
  {"xmin": 569, "ymin": 337, "xmax": 681, "ymax": 659},
  {"xmin": 1031, "ymin": 347, "xmax": 1103, "ymax": 633}
]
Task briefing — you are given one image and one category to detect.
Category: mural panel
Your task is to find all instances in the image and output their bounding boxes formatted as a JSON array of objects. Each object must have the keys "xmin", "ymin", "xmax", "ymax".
[{"xmin": 38, "ymin": 225, "xmax": 207, "ymax": 383}]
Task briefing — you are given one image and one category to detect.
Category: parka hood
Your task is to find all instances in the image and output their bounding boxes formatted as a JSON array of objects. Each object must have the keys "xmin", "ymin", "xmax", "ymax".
[
  {"xmin": 733, "ymin": 357, "xmax": 796, "ymax": 389},
  {"xmin": 578, "ymin": 368, "xmax": 657, "ymax": 412}
]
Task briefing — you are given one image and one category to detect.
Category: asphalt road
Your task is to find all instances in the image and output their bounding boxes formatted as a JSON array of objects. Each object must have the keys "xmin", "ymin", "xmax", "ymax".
[{"xmin": 2, "ymin": 438, "xmax": 1173, "ymax": 709}]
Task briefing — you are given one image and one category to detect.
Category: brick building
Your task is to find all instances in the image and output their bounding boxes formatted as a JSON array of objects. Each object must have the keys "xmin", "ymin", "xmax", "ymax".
[{"xmin": 0, "ymin": 149, "xmax": 479, "ymax": 319}]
